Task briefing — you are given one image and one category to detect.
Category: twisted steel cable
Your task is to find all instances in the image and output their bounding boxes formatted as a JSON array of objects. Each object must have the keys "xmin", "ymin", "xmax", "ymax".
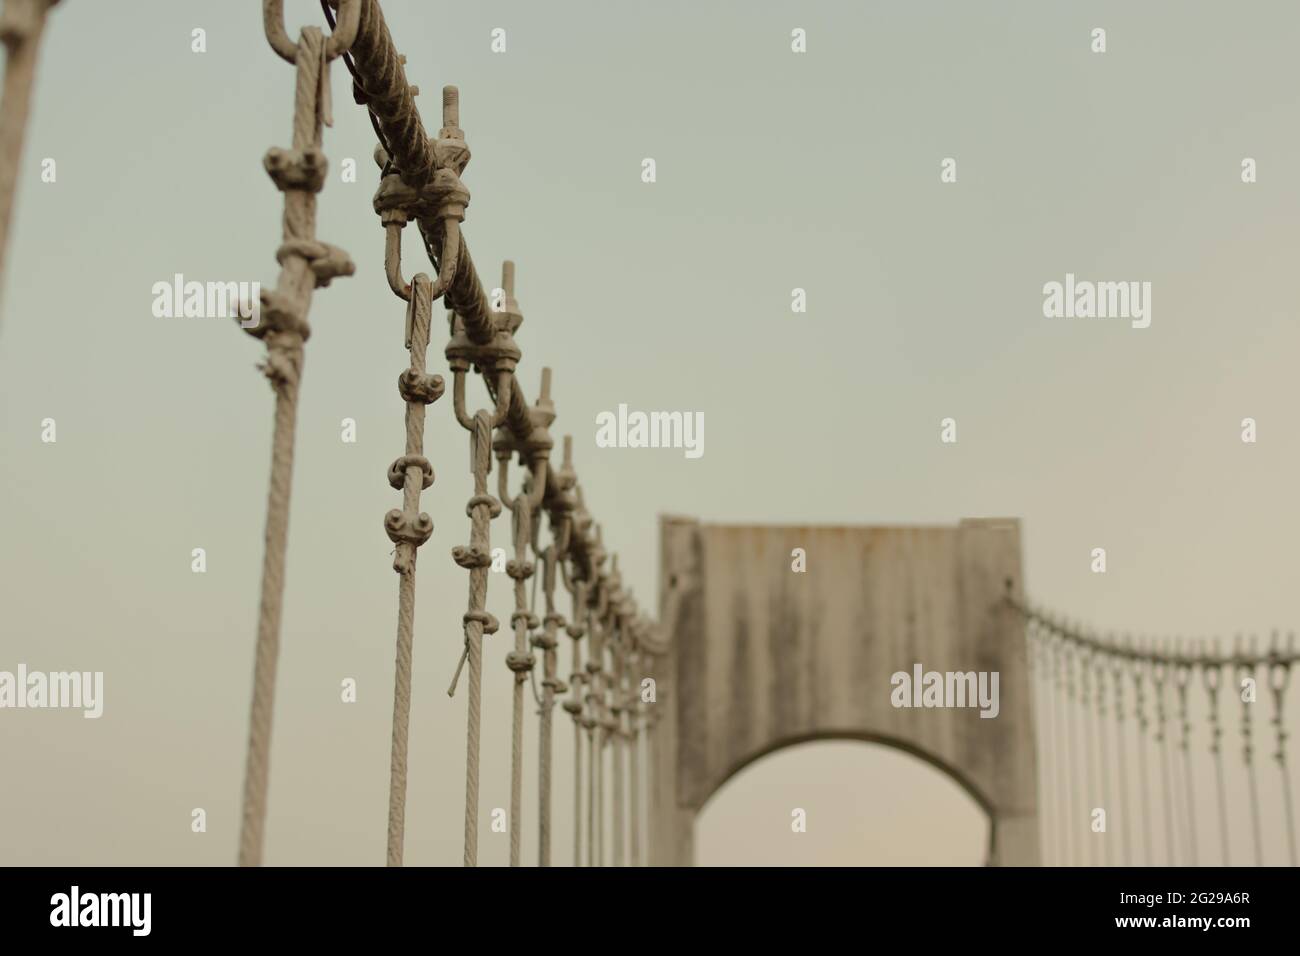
[
  {"xmin": 1267, "ymin": 639, "xmax": 1297, "ymax": 866},
  {"xmin": 0, "ymin": 0, "xmax": 60, "ymax": 327},
  {"xmin": 1152, "ymin": 659, "xmax": 1177, "ymax": 865},
  {"xmin": 1203, "ymin": 652, "xmax": 1230, "ymax": 866},
  {"xmin": 381, "ymin": 263, "xmax": 444, "ymax": 866},
  {"xmin": 1079, "ymin": 646, "xmax": 1098, "ymax": 866},
  {"xmin": 1030, "ymin": 626, "xmax": 1058, "ymax": 866},
  {"xmin": 238, "ymin": 13, "xmax": 356, "ymax": 867},
  {"xmin": 1094, "ymin": 655, "xmax": 1112, "ymax": 866},
  {"xmin": 1174, "ymin": 661, "xmax": 1197, "ymax": 866},
  {"xmin": 1110, "ymin": 654, "xmax": 1132, "ymax": 866},
  {"xmin": 1133, "ymin": 656, "xmax": 1153, "ymax": 866},
  {"xmin": 1008, "ymin": 593, "xmax": 1299, "ymax": 867},
  {"xmin": 1051, "ymin": 636, "xmax": 1070, "ymax": 865},
  {"xmin": 1063, "ymin": 643, "xmax": 1080, "ymax": 865},
  {"xmin": 1238, "ymin": 650, "xmax": 1264, "ymax": 866}
]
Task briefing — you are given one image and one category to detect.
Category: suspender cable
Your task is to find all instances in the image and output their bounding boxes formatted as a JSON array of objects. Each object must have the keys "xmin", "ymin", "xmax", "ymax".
[
  {"xmin": 1202, "ymin": 645, "xmax": 1229, "ymax": 866},
  {"xmin": 611, "ymin": 605, "xmax": 627, "ymax": 866},
  {"xmin": 1094, "ymin": 653, "xmax": 1113, "ymax": 866},
  {"xmin": 503, "ymin": 483, "xmax": 539, "ymax": 867},
  {"xmin": 1009, "ymin": 597, "xmax": 1300, "ymax": 869},
  {"xmin": 536, "ymin": 437, "xmax": 576, "ymax": 867},
  {"xmin": 1063, "ymin": 641, "xmax": 1080, "ymax": 866},
  {"xmin": 562, "ymin": 563, "xmax": 588, "ymax": 866},
  {"xmin": 584, "ymin": 526, "xmax": 609, "ymax": 865},
  {"xmin": 1152, "ymin": 656, "xmax": 1176, "ymax": 866},
  {"xmin": 1133, "ymin": 656, "xmax": 1153, "ymax": 867},
  {"xmin": 1267, "ymin": 634, "xmax": 1296, "ymax": 867},
  {"xmin": 309, "ymin": 0, "xmax": 660, "ymax": 870},
  {"xmin": 1049, "ymin": 637, "xmax": 1068, "ymax": 866},
  {"xmin": 1237, "ymin": 643, "xmax": 1263, "ymax": 866},
  {"xmin": 1110, "ymin": 654, "xmax": 1131, "ymax": 866},
  {"xmin": 448, "ymin": 408, "xmax": 501, "ymax": 866},
  {"xmin": 629, "ymin": 628, "xmax": 644, "ymax": 867},
  {"xmin": 1079, "ymin": 645, "xmax": 1097, "ymax": 866},
  {"xmin": 494, "ymin": 348, "xmax": 551, "ymax": 867},
  {"xmin": 1028, "ymin": 624, "xmax": 1053, "ymax": 866},
  {"xmin": 1174, "ymin": 658, "xmax": 1197, "ymax": 866},
  {"xmin": 239, "ymin": 8, "xmax": 357, "ymax": 866},
  {"xmin": 381, "ymin": 255, "xmax": 444, "ymax": 864}
]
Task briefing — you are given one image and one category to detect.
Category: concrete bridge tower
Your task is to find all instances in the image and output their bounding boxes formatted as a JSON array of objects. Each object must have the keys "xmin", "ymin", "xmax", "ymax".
[{"xmin": 648, "ymin": 516, "xmax": 1039, "ymax": 866}]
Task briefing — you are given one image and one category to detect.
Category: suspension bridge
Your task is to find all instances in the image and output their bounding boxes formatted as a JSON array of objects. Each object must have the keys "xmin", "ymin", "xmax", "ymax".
[{"xmin": 0, "ymin": 0, "xmax": 1295, "ymax": 868}]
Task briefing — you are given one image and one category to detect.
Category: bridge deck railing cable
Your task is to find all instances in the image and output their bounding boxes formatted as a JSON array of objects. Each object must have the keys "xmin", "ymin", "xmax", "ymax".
[
  {"xmin": 315, "ymin": 0, "xmax": 658, "ymax": 867},
  {"xmin": 1005, "ymin": 582, "xmax": 1296, "ymax": 867}
]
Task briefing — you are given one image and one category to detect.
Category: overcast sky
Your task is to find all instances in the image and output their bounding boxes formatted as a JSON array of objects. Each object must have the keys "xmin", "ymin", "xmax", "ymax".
[{"xmin": 2, "ymin": 0, "xmax": 1299, "ymax": 866}]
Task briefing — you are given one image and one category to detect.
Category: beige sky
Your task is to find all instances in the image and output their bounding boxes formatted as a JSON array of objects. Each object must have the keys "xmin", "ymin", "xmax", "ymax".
[{"xmin": 2, "ymin": 0, "xmax": 1299, "ymax": 865}]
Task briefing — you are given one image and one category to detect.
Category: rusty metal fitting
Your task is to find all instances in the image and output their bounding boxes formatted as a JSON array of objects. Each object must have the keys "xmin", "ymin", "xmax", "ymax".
[
  {"xmin": 373, "ymin": 166, "xmax": 470, "ymax": 222},
  {"xmin": 489, "ymin": 369, "xmax": 555, "ymax": 475},
  {"xmin": 434, "ymin": 86, "xmax": 470, "ymax": 172},
  {"xmin": 383, "ymin": 508, "xmax": 433, "ymax": 548},
  {"xmin": 246, "ymin": 288, "xmax": 310, "ymax": 342},
  {"xmin": 275, "ymin": 239, "xmax": 355, "ymax": 288},
  {"xmin": 505, "ymin": 651, "xmax": 536, "ymax": 675},
  {"xmin": 387, "ymin": 455, "xmax": 434, "ymax": 491},
  {"xmin": 506, "ymin": 557, "xmax": 536, "ymax": 583},
  {"xmin": 492, "ymin": 425, "xmax": 516, "ymax": 465},
  {"xmin": 472, "ymin": 260, "xmax": 524, "ymax": 376},
  {"xmin": 398, "ymin": 368, "xmax": 444, "ymax": 405},
  {"xmin": 587, "ymin": 523, "xmax": 607, "ymax": 576},
  {"xmin": 520, "ymin": 366, "xmax": 556, "ymax": 462},
  {"xmin": 548, "ymin": 435, "xmax": 578, "ymax": 516},
  {"xmin": 566, "ymin": 622, "xmax": 586, "ymax": 641},
  {"xmin": 444, "ymin": 311, "xmax": 521, "ymax": 376},
  {"xmin": 605, "ymin": 556, "xmax": 624, "ymax": 606},
  {"xmin": 1, "ymin": 0, "xmax": 60, "ymax": 47},
  {"xmin": 463, "ymin": 608, "xmax": 500, "ymax": 635},
  {"xmin": 371, "ymin": 84, "xmax": 471, "ymax": 221},
  {"xmin": 265, "ymin": 146, "xmax": 328, "ymax": 193},
  {"xmin": 570, "ymin": 486, "xmax": 593, "ymax": 543}
]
